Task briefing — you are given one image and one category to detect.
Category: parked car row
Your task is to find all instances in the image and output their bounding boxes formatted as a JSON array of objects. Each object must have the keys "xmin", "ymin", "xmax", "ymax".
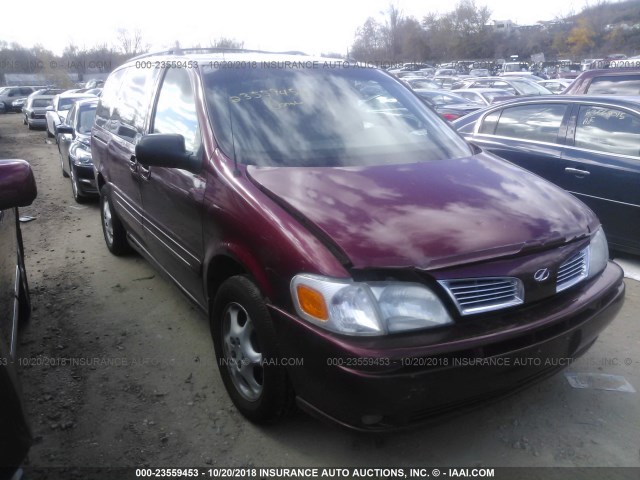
[{"xmin": 454, "ymin": 95, "xmax": 640, "ymax": 255}]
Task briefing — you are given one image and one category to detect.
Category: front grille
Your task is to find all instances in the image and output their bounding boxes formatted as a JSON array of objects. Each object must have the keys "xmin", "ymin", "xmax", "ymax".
[
  {"xmin": 556, "ymin": 247, "xmax": 589, "ymax": 293},
  {"xmin": 438, "ymin": 277, "xmax": 524, "ymax": 316}
]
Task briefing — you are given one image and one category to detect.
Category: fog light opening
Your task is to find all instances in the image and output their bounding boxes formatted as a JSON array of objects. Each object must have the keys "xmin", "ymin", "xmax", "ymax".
[{"xmin": 361, "ymin": 414, "xmax": 384, "ymax": 426}]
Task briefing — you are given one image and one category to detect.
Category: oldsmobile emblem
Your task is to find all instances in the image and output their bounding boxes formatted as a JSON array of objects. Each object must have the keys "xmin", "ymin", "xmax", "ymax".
[{"xmin": 534, "ymin": 268, "xmax": 551, "ymax": 282}]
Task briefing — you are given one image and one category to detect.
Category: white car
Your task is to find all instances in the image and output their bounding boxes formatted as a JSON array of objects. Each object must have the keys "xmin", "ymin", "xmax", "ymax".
[
  {"xmin": 454, "ymin": 87, "xmax": 515, "ymax": 105},
  {"xmin": 45, "ymin": 93, "xmax": 95, "ymax": 139},
  {"xmin": 536, "ymin": 79, "xmax": 574, "ymax": 94}
]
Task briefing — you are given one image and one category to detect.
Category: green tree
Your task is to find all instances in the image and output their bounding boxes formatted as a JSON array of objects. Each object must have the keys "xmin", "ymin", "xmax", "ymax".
[{"xmin": 567, "ymin": 18, "xmax": 596, "ymax": 56}]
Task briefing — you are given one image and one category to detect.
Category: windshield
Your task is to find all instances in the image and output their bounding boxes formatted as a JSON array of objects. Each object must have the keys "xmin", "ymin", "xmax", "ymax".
[
  {"xmin": 416, "ymin": 91, "xmax": 477, "ymax": 105},
  {"xmin": 503, "ymin": 63, "xmax": 529, "ymax": 73},
  {"xmin": 58, "ymin": 97, "xmax": 85, "ymax": 111},
  {"xmin": 77, "ymin": 106, "xmax": 97, "ymax": 134},
  {"xmin": 510, "ymin": 80, "xmax": 552, "ymax": 95},
  {"xmin": 204, "ymin": 65, "xmax": 472, "ymax": 167},
  {"xmin": 407, "ymin": 79, "xmax": 438, "ymax": 89}
]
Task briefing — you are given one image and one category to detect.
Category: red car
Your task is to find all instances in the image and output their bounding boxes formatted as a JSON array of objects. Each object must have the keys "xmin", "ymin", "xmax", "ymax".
[
  {"xmin": 92, "ymin": 50, "xmax": 625, "ymax": 430},
  {"xmin": 0, "ymin": 159, "xmax": 37, "ymax": 474},
  {"xmin": 562, "ymin": 68, "xmax": 640, "ymax": 95}
]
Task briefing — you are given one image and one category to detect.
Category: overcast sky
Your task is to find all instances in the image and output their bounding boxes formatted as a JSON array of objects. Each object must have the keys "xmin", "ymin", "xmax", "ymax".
[{"xmin": 3, "ymin": 0, "xmax": 605, "ymax": 56}]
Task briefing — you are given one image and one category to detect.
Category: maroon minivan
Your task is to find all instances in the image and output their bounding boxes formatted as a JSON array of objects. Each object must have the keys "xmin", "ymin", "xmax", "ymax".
[{"xmin": 92, "ymin": 51, "xmax": 625, "ymax": 430}]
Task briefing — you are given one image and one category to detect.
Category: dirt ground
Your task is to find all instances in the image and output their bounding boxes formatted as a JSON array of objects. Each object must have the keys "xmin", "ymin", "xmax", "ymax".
[{"xmin": 1, "ymin": 113, "xmax": 639, "ymax": 478}]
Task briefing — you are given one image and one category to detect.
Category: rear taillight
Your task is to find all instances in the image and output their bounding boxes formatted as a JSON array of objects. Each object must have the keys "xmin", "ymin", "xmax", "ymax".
[{"xmin": 441, "ymin": 113, "xmax": 461, "ymax": 121}]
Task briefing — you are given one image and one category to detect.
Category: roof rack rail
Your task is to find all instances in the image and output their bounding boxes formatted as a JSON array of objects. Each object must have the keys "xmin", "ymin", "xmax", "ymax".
[{"xmin": 129, "ymin": 47, "xmax": 308, "ymax": 62}]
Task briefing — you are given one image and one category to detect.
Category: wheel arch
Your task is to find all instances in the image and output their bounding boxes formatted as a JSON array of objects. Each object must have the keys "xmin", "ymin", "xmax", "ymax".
[
  {"xmin": 205, "ymin": 253, "xmax": 247, "ymax": 315},
  {"xmin": 204, "ymin": 248, "xmax": 274, "ymax": 317}
]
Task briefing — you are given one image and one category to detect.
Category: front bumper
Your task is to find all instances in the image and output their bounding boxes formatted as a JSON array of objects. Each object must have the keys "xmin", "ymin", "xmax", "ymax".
[
  {"xmin": 270, "ymin": 262, "xmax": 625, "ymax": 430},
  {"xmin": 73, "ymin": 163, "xmax": 98, "ymax": 195}
]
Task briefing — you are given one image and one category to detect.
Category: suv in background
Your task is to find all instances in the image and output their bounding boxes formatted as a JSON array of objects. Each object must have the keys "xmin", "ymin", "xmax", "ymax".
[
  {"xmin": 92, "ymin": 49, "xmax": 624, "ymax": 430},
  {"xmin": 562, "ymin": 68, "xmax": 640, "ymax": 95},
  {"xmin": 0, "ymin": 86, "xmax": 42, "ymax": 113}
]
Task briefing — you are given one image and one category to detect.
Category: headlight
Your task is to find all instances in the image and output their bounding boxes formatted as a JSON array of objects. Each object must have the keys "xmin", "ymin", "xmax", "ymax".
[
  {"xmin": 291, "ymin": 274, "xmax": 453, "ymax": 336},
  {"xmin": 587, "ymin": 226, "xmax": 608, "ymax": 279},
  {"xmin": 70, "ymin": 142, "xmax": 92, "ymax": 165}
]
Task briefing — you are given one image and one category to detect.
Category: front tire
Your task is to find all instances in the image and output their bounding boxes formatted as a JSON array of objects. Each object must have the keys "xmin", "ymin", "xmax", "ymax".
[
  {"xmin": 212, "ymin": 275, "xmax": 294, "ymax": 424},
  {"xmin": 100, "ymin": 185, "xmax": 131, "ymax": 255},
  {"xmin": 70, "ymin": 162, "xmax": 87, "ymax": 203}
]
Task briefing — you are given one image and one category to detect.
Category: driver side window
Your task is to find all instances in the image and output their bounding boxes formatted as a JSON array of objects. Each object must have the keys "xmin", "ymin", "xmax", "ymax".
[{"xmin": 152, "ymin": 69, "xmax": 200, "ymax": 153}]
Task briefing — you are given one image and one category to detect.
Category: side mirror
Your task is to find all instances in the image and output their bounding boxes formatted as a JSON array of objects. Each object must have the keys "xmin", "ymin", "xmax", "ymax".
[
  {"xmin": 0, "ymin": 160, "xmax": 38, "ymax": 210},
  {"xmin": 56, "ymin": 124, "xmax": 74, "ymax": 136},
  {"xmin": 135, "ymin": 134, "xmax": 201, "ymax": 173}
]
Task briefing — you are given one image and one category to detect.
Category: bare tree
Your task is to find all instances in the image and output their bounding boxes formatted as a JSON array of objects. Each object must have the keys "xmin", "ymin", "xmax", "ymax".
[
  {"xmin": 209, "ymin": 37, "xmax": 245, "ymax": 49},
  {"xmin": 383, "ymin": 3, "xmax": 404, "ymax": 61},
  {"xmin": 116, "ymin": 29, "xmax": 149, "ymax": 56}
]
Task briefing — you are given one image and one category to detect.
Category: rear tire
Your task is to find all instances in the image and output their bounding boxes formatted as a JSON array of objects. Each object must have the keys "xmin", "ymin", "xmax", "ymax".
[
  {"xmin": 60, "ymin": 149, "xmax": 69, "ymax": 177},
  {"xmin": 17, "ymin": 242, "xmax": 31, "ymax": 326},
  {"xmin": 100, "ymin": 185, "xmax": 131, "ymax": 255},
  {"xmin": 211, "ymin": 275, "xmax": 294, "ymax": 424}
]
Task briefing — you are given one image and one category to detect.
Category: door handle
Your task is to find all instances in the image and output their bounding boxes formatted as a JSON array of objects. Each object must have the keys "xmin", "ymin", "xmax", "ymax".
[
  {"xmin": 138, "ymin": 164, "xmax": 151, "ymax": 181},
  {"xmin": 564, "ymin": 167, "xmax": 590, "ymax": 177},
  {"xmin": 128, "ymin": 155, "xmax": 138, "ymax": 174}
]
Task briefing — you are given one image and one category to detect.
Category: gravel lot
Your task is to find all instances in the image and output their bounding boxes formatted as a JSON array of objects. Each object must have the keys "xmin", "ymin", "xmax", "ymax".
[{"xmin": 1, "ymin": 112, "xmax": 639, "ymax": 479}]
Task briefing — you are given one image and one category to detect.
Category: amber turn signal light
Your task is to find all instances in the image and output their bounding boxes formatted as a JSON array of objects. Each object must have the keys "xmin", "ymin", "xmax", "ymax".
[{"xmin": 296, "ymin": 284, "xmax": 329, "ymax": 321}]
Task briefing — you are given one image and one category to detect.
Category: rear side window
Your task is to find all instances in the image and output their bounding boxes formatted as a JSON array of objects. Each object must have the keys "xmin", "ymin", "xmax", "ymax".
[
  {"xmin": 492, "ymin": 104, "xmax": 567, "ymax": 142},
  {"xmin": 32, "ymin": 98, "xmax": 51, "ymax": 108},
  {"xmin": 479, "ymin": 110, "xmax": 501, "ymax": 134},
  {"xmin": 587, "ymin": 75, "xmax": 640, "ymax": 95},
  {"xmin": 96, "ymin": 67, "xmax": 159, "ymax": 143},
  {"xmin": 96, "ymin": 69, "xmax": 126, "ymax": 128},
  {"xmin": 575, "ymin": 106, "xmax": 640, "ymax": 157}
]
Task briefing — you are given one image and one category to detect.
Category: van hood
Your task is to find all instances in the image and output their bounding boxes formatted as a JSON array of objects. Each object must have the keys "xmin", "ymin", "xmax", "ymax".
[{"xmin": 247, "ymin": 154, "xmax": 598, "ymax": 270}]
